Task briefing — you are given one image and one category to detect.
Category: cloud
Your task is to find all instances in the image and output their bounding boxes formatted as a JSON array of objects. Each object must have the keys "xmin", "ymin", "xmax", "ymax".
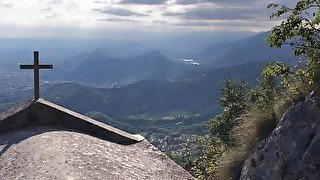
[
  {"xmin": 174, "ymin": 21, "xmax": 212, "ymax": 26},
  {"xmin": 164, "ymin": 6, "xmax": 268, "ymax": 20},
  {"xmin": 0, "ymin": 1, "xmax": 14, "ymax": 7},
  {"xmin": 175, "ymin": 0, "xmax": 296, "ymax": 7},
  {"xmin": 202, "ymin": 0, "xmax": 257, "ymax": 5},
  {"xmin": 97, "ymin": 18, "xmax": 140, "ymax": 22},
  {"xmin": 153, "ymin": 20, "xmax": 170, "ymax": 25},
  {"xmin": 119, "ymin": 0, "xmax": 167, "ymax": 5},
  {"xmin": 173, "ymin": 19, "xmax": 278, "ymax": 28},
  {"xmin": 93, "ymin": 0, "xmax": 108, "ymax": 4},
  {"xmin": 48, "ymin": 0, "xmax": 63, "ymax": 4},
  {"xmin": 46, "ymin": 13, "xmax": 60, "ymax": 19},
  {"xmin": 1, "ymin": 3, "xmax": 13, "ymax": 7},
  {"xmin": 175, "ymin": 0, "xmax": 198, "ymax": 5},
  {"xmin": 175, "ymin": 0, "xmax": 258, "ymax": 5},
  {"xmin": 0, "ymin": 0, "xmax": 296, "ymax": 39},
  {"xmin": 41, "ymin": 7, "xmax": 52, "ymax": 11},
  {"xmin": 93, "ymin": 7, "xmax": 147, "ymax": 16}
]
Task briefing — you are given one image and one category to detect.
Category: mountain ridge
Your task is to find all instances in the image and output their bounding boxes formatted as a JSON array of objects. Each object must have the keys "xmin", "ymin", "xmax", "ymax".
[
  {"xmin": 195, "ymin": 31, "xmax": 293, "ymax": 67},
  {"xmin": 44, "ymin": 61, "xmax": 266, "ymax": 120},
  {"xmin": 61, "ymin": 50, "xmax": 193, "ymax": 85}
]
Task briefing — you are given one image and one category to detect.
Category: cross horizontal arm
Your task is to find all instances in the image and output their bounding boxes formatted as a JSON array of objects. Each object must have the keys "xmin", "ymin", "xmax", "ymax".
[
  {"xmin": 20, "ymin": 65, "xmax": 34, "ymax": 69},
  {"xmin": 20, "ymin": 64, "xmax": 53, "ymax": 69},
  {"xmin": 39, "ymin": 64, "xmax": 53, "ymax": 69}
]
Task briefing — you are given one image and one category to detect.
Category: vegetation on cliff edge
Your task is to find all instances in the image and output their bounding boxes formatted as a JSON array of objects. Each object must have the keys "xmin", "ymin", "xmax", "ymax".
[{"xmin": 180, "ymin": 0, "xmax": 320, "ymax": 179}]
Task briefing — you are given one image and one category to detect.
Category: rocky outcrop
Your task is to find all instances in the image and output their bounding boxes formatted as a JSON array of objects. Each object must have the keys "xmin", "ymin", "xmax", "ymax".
[
  {"xmin": 0, "ymin": 99, "xmax": 195, "ymax": 179},
  {"xmin": 240, "ymin": 95, "xmax": 320, "ymax": 180},
  {"xmin": 0, "ymin": 126, "xmax": 195, "ymax": 180}
]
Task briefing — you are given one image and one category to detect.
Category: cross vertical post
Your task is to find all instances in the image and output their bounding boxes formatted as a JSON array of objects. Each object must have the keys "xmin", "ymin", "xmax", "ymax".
[
  {"xmin": 34, "ymin": 51, "xmax": 40, "ymax": 100},
  {"xmin": 20, "ymin": 51, "xmax": 53, "ymax": 100}
]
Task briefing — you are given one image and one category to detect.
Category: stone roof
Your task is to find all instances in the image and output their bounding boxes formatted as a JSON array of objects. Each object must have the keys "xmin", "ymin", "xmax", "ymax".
[{"xmin": 0, "ymin": 99, "xmax": 194, "ymax": 180}]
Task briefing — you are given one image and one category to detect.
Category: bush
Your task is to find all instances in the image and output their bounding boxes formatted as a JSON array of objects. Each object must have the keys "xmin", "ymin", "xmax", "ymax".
[
  {"xmin": 207, "ymin": 78, "xmax": 248, "ymax": 146},
  {"xmin": 183, "ymin": 136, "xmax": 225, "ymax": 180}
]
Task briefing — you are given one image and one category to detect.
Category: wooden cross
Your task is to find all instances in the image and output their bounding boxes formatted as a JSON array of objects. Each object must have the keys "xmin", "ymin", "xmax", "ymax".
[{"xmin": 20, "ymin": 51, "xmax": 53, "ymax": 100}]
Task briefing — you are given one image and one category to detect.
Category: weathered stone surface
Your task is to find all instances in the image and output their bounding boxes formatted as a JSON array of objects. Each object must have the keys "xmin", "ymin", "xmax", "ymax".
[
  {"xmin": 0, "ymin": 126, "xmax": 194, "ymax": 180},
  {"xmin": 240, "ymin": 98, "xmax": 320, "ymax": 180},
  {"xmin": 0, "ymin": 99, "xmax": 194, "ymax": 179},
  {"xmin": 0, "ymin": 99, "xmax": 144, "ymax": 145}
]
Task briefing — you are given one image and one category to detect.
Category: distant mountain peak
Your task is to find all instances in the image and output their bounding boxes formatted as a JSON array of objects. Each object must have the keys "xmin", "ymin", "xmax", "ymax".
[
  {"xmin": 137, "ymin": 50, "xmax": 165, "ymax": 59},
  {"xmin": 147, "ymin": 50, "xmax": 162, "ymax": 55}
]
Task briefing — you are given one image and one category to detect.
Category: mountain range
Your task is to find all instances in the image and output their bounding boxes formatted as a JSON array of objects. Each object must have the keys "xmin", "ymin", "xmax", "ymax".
[
  {"xmin": 44, "ymin": 62, "xmax": 266, "ymax": 119},
  {"xmin": 1, "ymin": 31, "xmax": 294, "ymax": 120},
  {"xmin": 39, "ymin": 31, "xmax": 293, "ymax": 87},
  {"xmin": 60, "ymin": 50, "xmax": 193, "ymax": 85},
  {"xmin": 195, "ymin": 32, "xmax": 293, "ymax": 67}
]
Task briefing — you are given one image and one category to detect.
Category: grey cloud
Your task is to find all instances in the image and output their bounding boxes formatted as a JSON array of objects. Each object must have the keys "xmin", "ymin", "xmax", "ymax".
[
  {"xmin": 46, "ymin": 13, "xmax": 60, "ymax": 19},
  {"xmin": 94, "ymin": 7, "xmax": 147, "ymax": 16},
  {"xmin": 153, "ymin": 20, "xmax": 170, "ymax": 25},
  {"xmin": 174, "ymin": 21, "xmax": 213, "ymax": 26},
  {"xmin": 164, "ymin": 6, "xmax": 270, "ymax": 20},
  {"xmin": 97, "ymin": 18, "xmax": 140, "ymax": 22},
  {"xmin": 41, "ymin": 7, "xmax": 52, "ymax": 11},
  {"xmin": 2, "ymin": 4, "xmax": 13, "ymax": 7},
  {"xmin": 48, "ymin": 0, "xmax": 63, "ymax": 4},
  {"xmin": 162, "ymin": 12, "xmax": 183, "ymax": 16},
  {"xmin": 119, "ymin": 0, "xmax": 167, "ymax": 5},
  {"xmin": 170, "ymin": 0, "xmax": 297, "ymax": 22},
  {"xmin": 0, "ymin": 2, "xmax": 14, "ymax": 7},
  {"xmin": 174, "ymin": 20, "xmax": 277, "ymax": 28},
  {"xmin": 93, "ymin": 0, "xmax": 108, "ymax": 4},
  {"xmin": 203, "ymin": 0, "xmax": 257, "ymax": 4},
  {"xmin": 175, "ymin": 0, "xmax": 198, "ymax": 5},
  {"xmin": 205, "ymin": 0, "xmax": 296, "ymax": 7},
  {"xmin": 176, "ymin": 0, "xmax": 257, "ymax": 5},
  {"xmin": 175, "ymin": 0, "xmax": 294, "ymax": 7}
]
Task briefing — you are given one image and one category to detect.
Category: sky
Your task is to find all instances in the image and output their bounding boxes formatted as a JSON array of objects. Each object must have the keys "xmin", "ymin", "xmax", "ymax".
[{"xmin": 0, "ymin": 0, "xmax": 295, "ymax": 39}]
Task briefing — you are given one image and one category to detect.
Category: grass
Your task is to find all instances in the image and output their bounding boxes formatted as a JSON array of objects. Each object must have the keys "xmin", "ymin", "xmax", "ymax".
[
  {"xmin": 209, "ymin": 112, "xmax": 276, "ymax": 180},
  {"xmin": 209, "ymin": 87, "xmax": 307, "ymax": 180}
]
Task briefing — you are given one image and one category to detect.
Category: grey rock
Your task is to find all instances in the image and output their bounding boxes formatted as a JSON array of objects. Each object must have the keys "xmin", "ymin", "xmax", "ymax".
[
  {"xmin": 0, "ymin": 99, "xmax": 195, "ymax": 180},
  {"xmin": 240, "ymin": 99, "xmax": 320, "ymax": 180}
]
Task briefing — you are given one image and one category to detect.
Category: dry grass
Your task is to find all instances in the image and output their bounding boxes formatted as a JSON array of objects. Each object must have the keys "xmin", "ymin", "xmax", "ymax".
[
  {"xmin": 208, "ymin": 82, "xmax": 309, "ymax": 180},
  {"xmin": 210, "ymin": 112, "xmax": 276, "ymax": 180},
  {"xmin": 210, "ymin": 92, "xmax": 302, "ymax": 180}
]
